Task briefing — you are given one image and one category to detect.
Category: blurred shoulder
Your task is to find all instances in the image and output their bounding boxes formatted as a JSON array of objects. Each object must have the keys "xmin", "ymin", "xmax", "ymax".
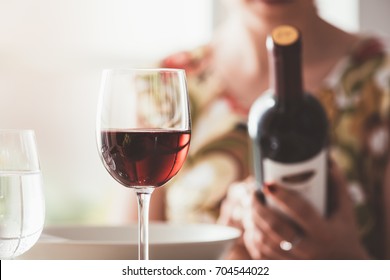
[{"xmin": 322, "ymin": 35, "xmax": 390, "ymax": 93}]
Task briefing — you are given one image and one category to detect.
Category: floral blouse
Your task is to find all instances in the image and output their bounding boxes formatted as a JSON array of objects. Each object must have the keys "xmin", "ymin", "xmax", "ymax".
[{"xmin": 160, "ymin": 37, "xmax": 390, "ymax": 259}]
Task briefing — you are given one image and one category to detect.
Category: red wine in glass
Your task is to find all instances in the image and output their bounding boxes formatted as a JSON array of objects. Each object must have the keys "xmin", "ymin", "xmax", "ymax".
[{"xmin": 100, "ymin": 129, "xmax": 191, "ymax": 188}]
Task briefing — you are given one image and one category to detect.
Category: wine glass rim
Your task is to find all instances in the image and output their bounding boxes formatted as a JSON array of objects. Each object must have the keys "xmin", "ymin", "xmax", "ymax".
[{"xmin": 102, "ymin": 68, "xmax": 186, "ymax": 74}]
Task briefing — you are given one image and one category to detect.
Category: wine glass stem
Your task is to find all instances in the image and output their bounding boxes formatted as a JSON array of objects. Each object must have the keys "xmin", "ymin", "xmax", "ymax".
[{"xmin": 135, "ymin": 187, "xmax": 154, "ymax": 260}]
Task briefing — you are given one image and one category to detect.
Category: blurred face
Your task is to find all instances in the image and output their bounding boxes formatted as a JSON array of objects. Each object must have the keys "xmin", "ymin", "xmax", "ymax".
[
  {"xmin": 242, "ymin": 0, "xmax": 305, "ymax": 5},
  {"xmin": 228, "ymin": 0, "xmax": 315, "ymax": 23},
  {"xmin": 246, "ymin": 0, "xmax": 294, "ymax": 4}
]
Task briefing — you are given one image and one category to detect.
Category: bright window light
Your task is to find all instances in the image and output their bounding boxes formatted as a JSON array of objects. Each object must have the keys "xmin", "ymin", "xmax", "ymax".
[
  {"xmin": 82, "ymin": 0, "xmax": 214, "ymax": 63},
  {"xmin": 0, "ymin": 0, "xmax": 214, "ymax": 68}
]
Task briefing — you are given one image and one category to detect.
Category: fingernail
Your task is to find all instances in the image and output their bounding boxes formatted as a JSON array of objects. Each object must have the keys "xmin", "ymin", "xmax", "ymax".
[
  {"xmin": 255, "ymin": 190, "xmax": 266, "ymax": 204},
  {"xmin": 264, "ymin": 183, "xmax": 277, "ymax": 194}
]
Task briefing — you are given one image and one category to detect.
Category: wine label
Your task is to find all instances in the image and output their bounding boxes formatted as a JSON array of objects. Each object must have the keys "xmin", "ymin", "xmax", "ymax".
[{"xmin": 263, "ymin": 149, "xmax": 327, "ymax": 216}]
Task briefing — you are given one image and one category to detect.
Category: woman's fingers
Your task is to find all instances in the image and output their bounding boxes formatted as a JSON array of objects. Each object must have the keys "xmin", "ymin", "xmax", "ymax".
[
  {"xmin": 262, "ymin": 183, "xmax": 326, "ymax": 237},
  {"xmin": 243, "ymin": 216, "xmax": 297, "ymax": 260},
  {"xmin": 236, "ymin": 160, "xmax": 369, "ymax": 260},
  {"xmin": 250, "ymin": 191, "xmax": 298, "ymax": 245},
  {"xmin": 217, "ymin": 179, "xmax": 254, "ymax": 228},
  {"xmin": 244, "ymin": 190, "xmax": 309, "ymax": 259}
]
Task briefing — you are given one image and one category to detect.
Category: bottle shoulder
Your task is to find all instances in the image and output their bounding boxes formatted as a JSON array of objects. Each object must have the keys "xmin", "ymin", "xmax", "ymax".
[
  {"xmin": 249, "ymin": 91, "xmax": 328, "ymax": 132},
  {"xmin": 248, "ymin": 90, "xmax": 275, "ymax": 138},
  {"xmin": 248, "ymin": 90, "xmax": 328, "ymax": 147}
]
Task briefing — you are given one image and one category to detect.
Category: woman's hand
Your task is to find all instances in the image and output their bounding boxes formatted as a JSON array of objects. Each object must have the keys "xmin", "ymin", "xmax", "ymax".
[
  {"xmin": 217, "ymin": 178, "xmax": 254, "ymax": 259},
  {"xmin": 242, "ymin": 163, "xmax": 370, "ymax": 259}
]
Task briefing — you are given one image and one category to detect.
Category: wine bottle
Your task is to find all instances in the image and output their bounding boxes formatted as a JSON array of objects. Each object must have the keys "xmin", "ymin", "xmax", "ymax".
[{"xmin": 248, "ymin": 25, "xmax": 329, "ymax": 216}]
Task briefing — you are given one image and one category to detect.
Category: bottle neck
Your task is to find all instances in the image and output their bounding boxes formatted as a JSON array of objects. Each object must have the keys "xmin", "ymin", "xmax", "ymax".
[
  {"xmin": 272, "ymin": 50, "xmax": 303, "ymax": 102},
  {"xmin": 267, "ymin": 28, "xmax": 304, "ymax": 105}
]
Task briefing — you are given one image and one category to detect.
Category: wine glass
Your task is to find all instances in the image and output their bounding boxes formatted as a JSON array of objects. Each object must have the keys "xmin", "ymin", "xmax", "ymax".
[
  {"xmin": 96, "ymin": 68, "xmax": 191, "ymax": 260},
  {"xmin": 0, "ymin": 129, "xmax": 45, "ymax": 259}
]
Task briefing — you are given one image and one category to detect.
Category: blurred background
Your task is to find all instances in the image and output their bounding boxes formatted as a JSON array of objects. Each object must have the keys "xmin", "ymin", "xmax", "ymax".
[{"xmin": 0, "ymin": 0, "xmax": 389, "ymax": 225}]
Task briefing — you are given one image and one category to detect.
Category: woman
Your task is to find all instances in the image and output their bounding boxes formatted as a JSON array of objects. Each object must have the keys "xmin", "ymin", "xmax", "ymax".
[{"xmin": 137, "ymin": 0, "xmax": 390, "ymax": 259}]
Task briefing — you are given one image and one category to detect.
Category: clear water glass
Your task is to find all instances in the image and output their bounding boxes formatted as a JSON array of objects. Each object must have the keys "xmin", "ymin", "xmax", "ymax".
[{"xmin": 0, "ymin": 129, "xmax": 45, "ymax": 259}]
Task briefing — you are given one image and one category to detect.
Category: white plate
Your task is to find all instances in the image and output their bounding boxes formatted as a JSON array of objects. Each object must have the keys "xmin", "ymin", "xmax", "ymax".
[{"xmin": 20, "ymin": 223, "xmax": 241, "ymax": 260}]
